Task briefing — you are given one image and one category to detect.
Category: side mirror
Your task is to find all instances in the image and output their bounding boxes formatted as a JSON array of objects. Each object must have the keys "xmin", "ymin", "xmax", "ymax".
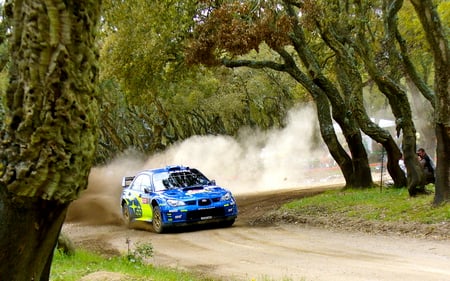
[
  {"xmin": 209, "ymin": 180, "xmax": 216, "ymax": 186},
  {"xmin": 144, "ymin": 187, "xmax": 151, "ymax": 193}
]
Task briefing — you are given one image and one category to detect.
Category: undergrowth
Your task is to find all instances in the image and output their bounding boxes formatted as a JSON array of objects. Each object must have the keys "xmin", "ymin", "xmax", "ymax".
[
  {"xmin": 50, "ymin": 246, "xmax": 215, "ymax": 281},
  {"xmin": 281, "ymin": 185, "xmax": 450, "ymax": 224}
]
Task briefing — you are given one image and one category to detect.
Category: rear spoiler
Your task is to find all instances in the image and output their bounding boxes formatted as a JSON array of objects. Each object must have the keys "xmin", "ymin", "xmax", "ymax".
[{"xmin": 122, "ymin": 176, "xmax": 135, "ymax": 188}]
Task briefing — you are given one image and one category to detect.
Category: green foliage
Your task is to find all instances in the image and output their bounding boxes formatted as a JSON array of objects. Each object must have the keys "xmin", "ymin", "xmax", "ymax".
[
  {"xmin": 101, "ymin": 0, "xmax": 196, "ymax": 96},
  {"xmin": 398, "ymin": 2, "xmax": 434, "ymax": 81},
  {"xmin": 282, "ymin": 186, "xmax": 450, "ymax": 224},
  {"xmin": 50, "ymin": 249, "xmax": 215, "ymax": 281},
  {"xmin": 95, "ymin": 0, "xmax": 304, "ymax": 160},
  {"xmin": 126, "ymin": 240, "xmax": 153, "ymax": 264}
]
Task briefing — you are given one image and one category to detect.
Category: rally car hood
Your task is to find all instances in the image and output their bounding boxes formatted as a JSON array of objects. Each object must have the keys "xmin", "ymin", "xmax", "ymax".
[{"xmin": 157, "ymin": 185, "xmax": 230, "ymax": 201}]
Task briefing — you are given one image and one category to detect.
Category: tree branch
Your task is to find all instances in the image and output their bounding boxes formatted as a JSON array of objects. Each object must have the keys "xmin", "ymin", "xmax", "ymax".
[{"xmin": 221, "ymin": 58, "xmax": 286, "ymax": 71}]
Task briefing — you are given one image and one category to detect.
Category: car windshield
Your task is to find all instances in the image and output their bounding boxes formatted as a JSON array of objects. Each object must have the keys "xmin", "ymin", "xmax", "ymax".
[{"xmin": 153, "ymin": 170, "xmax": 210, "ymax": 191}]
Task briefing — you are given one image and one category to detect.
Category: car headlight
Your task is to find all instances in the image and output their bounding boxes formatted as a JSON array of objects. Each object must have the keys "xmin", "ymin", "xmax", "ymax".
[
  {"xmin": 220, "ymin": 192, "xmax": 231, "ymax": 201},
  {"xmin": 167, "ymin": 199, "xmax": 186, "ymax": 206}
]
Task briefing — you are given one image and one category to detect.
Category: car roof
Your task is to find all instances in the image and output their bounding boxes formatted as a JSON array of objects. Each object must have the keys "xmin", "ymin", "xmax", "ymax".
[{"xmin": 139, "ymin": 165, "xmax": 191, "ymax": 175}]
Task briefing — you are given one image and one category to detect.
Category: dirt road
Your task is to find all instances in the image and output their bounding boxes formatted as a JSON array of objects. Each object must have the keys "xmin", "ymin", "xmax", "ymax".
[{"xmin": 64, "ymin": 187, "xmax": 450, "ymax": 281}]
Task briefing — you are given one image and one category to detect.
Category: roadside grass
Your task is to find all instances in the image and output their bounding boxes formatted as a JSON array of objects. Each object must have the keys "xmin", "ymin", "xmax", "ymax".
[
  {"xmin": 50, "ymin": 248, "xmax": 302, "ymax": 281},
  {"xmin": 281, "ymin": 185, "xmax": 450, "ymax": 224},
  {"xmin": 50, "ymin": 249, "xmax": 215, "ymax": 281}
]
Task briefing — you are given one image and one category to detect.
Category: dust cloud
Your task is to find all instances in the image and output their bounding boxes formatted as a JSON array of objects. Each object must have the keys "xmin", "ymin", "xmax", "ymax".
[
  {"xmin": 143, "ymin": 106, "xmax": 335, "ymax": 193},
  {"xmin": 66, "ymin": 106, "xmax": 341, "ymax": 224},
  {"xmin": 66, "ymin": 151, "xmax": 147, "ymax": 224}
]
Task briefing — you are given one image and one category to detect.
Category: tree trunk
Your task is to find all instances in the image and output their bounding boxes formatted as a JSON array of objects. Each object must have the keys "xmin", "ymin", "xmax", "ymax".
[
  {"xmin": 330, "ymin": 42, "xmax": 406, "ymax": 187},
  {"xmin": 0, "ymin": 1, "xmax": 101, "ymax": 279},
  {"xmin": 279, "ymin": 56, "xmax": 359, "ymax": 187},
  {"xmin": 355, "ymin": 24, "xmax": 421, "ymax": 193},
  {"xmin": 434, "ymin": 124, "xmax": 450, "ymax": 204},
  {"xmin": 314, "ymin": 92, "xmax": 356, "ymax": 187},
  {"xmin": 409, "ymin": 0, "xmax": 450, "ymax": 204},
  {"xmin": 284, "ymin": 5, "xmax": 373, "ymax": 188},
  {"xmin": 0, "ymin": 188, "xmax": 69, "ymax": 280},
  {"xmin": 312, "ymin": 73, "xmax": 373, "ymax": 188}
]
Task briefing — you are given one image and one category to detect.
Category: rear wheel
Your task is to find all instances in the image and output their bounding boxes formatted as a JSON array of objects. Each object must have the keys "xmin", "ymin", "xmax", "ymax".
[
  {"xmin": 122, "ymin": 203, "xmax": 132, "ymax": 228},
  {"xmin": 152, "ymin": 205, "xmax": 165, "ymax": 233}
]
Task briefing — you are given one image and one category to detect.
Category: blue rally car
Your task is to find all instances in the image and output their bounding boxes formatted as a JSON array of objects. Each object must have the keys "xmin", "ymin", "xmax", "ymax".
[{"xmin": 120, "ymin": 165, "xmax": 238, "ymax": 233}]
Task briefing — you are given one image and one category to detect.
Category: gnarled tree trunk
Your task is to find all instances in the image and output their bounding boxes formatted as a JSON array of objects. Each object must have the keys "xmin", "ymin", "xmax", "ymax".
[
  {"xmin": 0, "ymin": 1, "xmax": 101, "ymax": 280},
  {"xmin": 409, "ymin": 0, "xmax": 450, "ymax": 204}
]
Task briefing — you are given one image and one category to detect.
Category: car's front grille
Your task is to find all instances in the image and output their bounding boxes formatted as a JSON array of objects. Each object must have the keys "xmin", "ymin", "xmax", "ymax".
[
  {"xmin": 185, "ymin": 197, "xmax": 221, "ymax": 206},
  {"xmin": 198, "ymin": 198, "xmax": 211, "ymax": 206},
  {"xmin": 186, "ymin": 207, "xmax": 225, "ymax": 221}
]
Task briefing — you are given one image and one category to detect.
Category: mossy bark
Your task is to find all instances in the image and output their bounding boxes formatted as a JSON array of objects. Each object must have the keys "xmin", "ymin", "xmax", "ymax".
[
  {"xmin": 410, "ymin": 0, "xmax": 450, "ymax": 204},
  {"xmin": 0, "ymin": 1, "xmax": 101, "ymax": 279}
]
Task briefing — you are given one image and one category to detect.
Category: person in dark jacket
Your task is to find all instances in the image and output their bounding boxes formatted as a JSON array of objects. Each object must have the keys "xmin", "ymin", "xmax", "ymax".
[{"xmin": 417, "ymin": 148, "xmax": 435, "ymax": 184}]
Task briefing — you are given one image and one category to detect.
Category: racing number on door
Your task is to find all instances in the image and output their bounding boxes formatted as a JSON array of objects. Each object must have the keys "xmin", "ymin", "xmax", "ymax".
[{"xmin": 127, "ymin": 198, "xmax": 143, "ymax": 218}]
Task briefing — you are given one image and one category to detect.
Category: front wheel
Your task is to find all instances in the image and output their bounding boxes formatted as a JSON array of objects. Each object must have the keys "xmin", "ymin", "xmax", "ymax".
[
  {"xmin": 220, "ymin": 218, "xmax": 235, "ymax": 228},
  {"xmin": 152, "ymin": 205, "xmax": 165, "ymax": 233}
]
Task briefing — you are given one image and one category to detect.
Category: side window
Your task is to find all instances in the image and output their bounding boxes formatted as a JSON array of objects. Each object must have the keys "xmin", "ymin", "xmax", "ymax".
[
  {"xmin": 131, "ymin": 176, "xmax": 143, "ymax": 191},
  {"xmin": 140, "ymin": 175, "xmax": 151, "ymax": 192},
  {"xmin": 131, "ymin": 175, "xmax": 150, "ymax": 193}
]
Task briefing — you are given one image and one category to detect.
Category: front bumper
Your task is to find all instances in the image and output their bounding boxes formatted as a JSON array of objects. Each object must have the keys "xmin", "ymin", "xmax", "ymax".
[{"xmin": 161, "ymin": 203, "xmax": 238, "ymax": 226}]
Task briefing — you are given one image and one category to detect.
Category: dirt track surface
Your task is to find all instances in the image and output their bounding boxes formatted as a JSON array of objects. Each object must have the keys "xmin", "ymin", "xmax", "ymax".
[{"xmin": 63, "ymin": 186, "xmax": 450, "ymax": 281}]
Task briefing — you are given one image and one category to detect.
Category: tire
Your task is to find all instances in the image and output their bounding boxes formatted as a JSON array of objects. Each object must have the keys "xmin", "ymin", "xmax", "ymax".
[
  {"xmin": 122, "ymin": 203, "xmax": 132, "ymax": 228},
  {"xmin": 152, "ymin": 205, "xmax": 165, "ymax": 233},
  {"xmin": 220, "ymin": 218, "xmax": 235, "ymax": 228}
]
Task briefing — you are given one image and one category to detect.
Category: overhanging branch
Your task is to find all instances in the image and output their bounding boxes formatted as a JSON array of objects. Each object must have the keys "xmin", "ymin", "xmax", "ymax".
[{"xmin": 221, "ymin": 58, "xmax": 286, "ymax": 71}]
